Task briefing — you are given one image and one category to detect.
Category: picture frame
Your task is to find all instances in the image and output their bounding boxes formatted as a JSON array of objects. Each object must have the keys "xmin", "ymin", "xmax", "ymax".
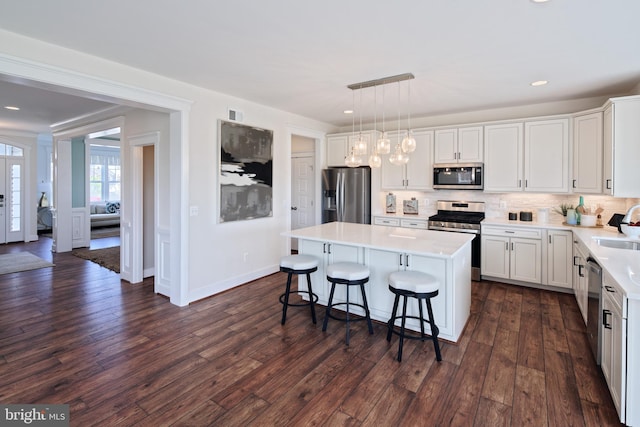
[{"xmin": 218, "ymin": 120, "xmax": 273, "ymax": 223}]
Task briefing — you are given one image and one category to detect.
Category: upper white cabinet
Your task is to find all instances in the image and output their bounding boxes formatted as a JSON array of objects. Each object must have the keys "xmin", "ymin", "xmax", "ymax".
[
  {"xmin": 434, "ymin": 126, "xmax": 483, "ymax": 164},
  {"xmin": 484, "ymin": 123, "xmax": 524, "ymax": 192},
  {"xmin": 326, "ymin": 131, "xmax": 379, "ymax": 167},
  {"xmin": 602, "ymin": 96, "xmax": 640, "ymax": 197},
  {"xmin": 524, "ymin": 119, "xmax": 570, "ymax": 193},
  {"xmin": 572, "ymin": 112, "xmax": 603, "ymax": 194},
  {"xmin": 381, "ymin": 129, "xmax": 433, "ymax": 190},
  {"xmin": 484, "ymin": 119, "xmax": 569, "ymax": 193}
]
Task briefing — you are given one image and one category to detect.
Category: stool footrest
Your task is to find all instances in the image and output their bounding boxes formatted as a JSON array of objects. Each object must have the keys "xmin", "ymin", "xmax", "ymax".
[
  {"xmin": 325, "ymin": 302, "xmax": 370, "ymax": 323},
  {"xmin": 387, "ymin": 315, "xmax": 440, "ymax": 340},
  {"xmin": 279, "ymin": 291, "xmax": 319, "ymax": 307}
]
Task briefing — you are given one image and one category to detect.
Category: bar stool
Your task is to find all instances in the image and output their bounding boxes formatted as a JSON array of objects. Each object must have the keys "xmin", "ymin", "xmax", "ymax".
[
  {"xmin": 279, "ymin": 254, "xmax": 319, "ymax": 325},
  {"xmin": 322, "ymin": 262, "xmax": 374, "ymax": 345},
  {"xmin": 386, "ymin": 270, "xmax": 442, "ymax": 362}
]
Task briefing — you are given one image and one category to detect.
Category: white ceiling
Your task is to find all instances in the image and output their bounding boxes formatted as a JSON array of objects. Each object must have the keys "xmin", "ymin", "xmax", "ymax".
[{"xmin": 1, "ymin": 0, "xmax": 639, "ymax": 133}]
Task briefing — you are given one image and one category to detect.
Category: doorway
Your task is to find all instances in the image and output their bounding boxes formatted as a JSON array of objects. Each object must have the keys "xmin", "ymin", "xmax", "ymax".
[
  {"xmin": 290, "ymin": 135, "xmax": 316, "ymax": 251},
  {"xmin": 0, "ymin": 142, "xmax": 25, "ymax": 244}
]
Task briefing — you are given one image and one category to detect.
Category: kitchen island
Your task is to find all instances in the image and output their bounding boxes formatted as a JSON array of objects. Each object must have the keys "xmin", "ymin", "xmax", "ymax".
[{"xmin": 283, "ymin": 222, "xmax": 474, "ymax": 342}]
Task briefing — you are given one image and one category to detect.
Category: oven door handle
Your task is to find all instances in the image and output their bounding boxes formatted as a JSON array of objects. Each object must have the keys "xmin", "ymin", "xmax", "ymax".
[{"xmin": 428, "ymin": 226, "xmax": 479, "ymax": 234}]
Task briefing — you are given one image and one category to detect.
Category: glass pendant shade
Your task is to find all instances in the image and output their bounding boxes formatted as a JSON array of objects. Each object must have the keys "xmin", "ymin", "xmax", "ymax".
[
  {"xmin": 354, "ymin": 136, "xmax": 368, "ymax": 155},
  {"xmin": 368, "ymin": 153, "xmax": 382, "ymax": 168},
  {"xmin": 377, "ymin": 133, "xmax": 391, "ymax": 154},
  {"xmin": 401, "ymin": 131, "xmax": 416, "ymax": 153},
  {"xmin": 389, "ymin": 144, "xmax": 409, "ymax": 166},
  {"xmin": 345, "ymin": 149, "xmax": 362, "ymax": 167}
]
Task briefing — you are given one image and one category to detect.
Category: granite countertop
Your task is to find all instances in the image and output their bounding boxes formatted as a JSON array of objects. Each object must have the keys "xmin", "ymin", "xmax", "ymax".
[{"xmin": 283, "ymin": 222, "xmax": 473, "ymax": 258}]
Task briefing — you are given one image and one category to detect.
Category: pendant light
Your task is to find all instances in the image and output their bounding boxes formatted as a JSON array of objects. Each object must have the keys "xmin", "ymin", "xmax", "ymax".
[
  {"xmin": 354, "ymin": 88, "xmax": 367, "ymax": 155},
  {"xmin": 345, "ymin": 90, "xmax": 361, "ymax": 167},
  {"xmin": 376, "ymin": 84, "xmax": 391, "ymax": 155},
  {"xmin": 368, "ymin": 85, "xmax": 382, "ymax": 168},
  {"xmin": 389, "ymin": 81, "xmax": 409, "ymax": 165},
  {"xmin": 401, "ymin": 79, "xmax": 416, "ymax": 153}
]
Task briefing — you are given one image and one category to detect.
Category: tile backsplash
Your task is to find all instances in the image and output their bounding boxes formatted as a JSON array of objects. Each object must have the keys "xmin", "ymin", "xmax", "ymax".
[{"xmin": 376, "ymin": 190, "xmax": 640, "ymax": 223}]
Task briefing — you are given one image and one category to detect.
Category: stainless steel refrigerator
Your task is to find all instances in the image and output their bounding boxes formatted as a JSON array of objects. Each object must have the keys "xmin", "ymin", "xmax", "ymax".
[{"xmin": 321, "ymin": 167, "xmax": 371, "ymax": 224}]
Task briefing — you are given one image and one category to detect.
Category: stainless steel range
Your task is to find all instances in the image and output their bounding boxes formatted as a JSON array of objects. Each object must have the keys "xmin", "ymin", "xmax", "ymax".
[{"xmin": 428, "ymin": 200, "xmax": 485, "ymax": 281}]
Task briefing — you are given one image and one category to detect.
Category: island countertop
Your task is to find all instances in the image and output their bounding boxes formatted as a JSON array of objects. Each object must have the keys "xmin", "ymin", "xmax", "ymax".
[{"xmin": 283, "ymin": 222, "xmax": 474, "ymax": 258}]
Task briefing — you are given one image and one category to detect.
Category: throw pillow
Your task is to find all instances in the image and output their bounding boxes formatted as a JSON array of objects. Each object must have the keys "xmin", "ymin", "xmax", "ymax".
[{"xmin": 106, "ymin": 202, "xmax": 117, "ymax": 214}]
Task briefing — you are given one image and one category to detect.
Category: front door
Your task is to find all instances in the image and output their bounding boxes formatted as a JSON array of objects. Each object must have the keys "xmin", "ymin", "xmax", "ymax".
[{"xmin": 0, "ymin": 151, "xmax": 25, "ymax": 244}]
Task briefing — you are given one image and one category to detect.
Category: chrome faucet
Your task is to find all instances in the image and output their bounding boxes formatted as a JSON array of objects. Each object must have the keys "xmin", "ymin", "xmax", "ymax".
[{"xmin": 622, "ymin": 204, "xmax": 640, "ymax": 224}]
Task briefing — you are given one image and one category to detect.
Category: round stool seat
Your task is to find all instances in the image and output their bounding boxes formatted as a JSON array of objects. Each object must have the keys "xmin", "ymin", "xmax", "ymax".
[
  {"xmin": 389, "ymin": 270, "xmax": 439, "ymax": 294},
  {"xmin": 326, "ymin": 262, "xmax": 369, "ymax": 281},
  {"xmin": 280, "ymin": 254, "xmax": 319, "ymax": 271}
]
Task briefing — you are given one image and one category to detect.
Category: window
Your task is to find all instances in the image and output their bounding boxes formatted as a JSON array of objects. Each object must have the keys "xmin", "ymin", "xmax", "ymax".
[{"xmin": 89, "ymin": 145, "xmax": 120, "ymax": 202}]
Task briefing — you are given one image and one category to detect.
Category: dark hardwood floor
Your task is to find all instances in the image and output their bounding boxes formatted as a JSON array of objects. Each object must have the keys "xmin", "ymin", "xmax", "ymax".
[{"xmin": 0, "ymin": 238, "xmax": 623, "ymax": 426}]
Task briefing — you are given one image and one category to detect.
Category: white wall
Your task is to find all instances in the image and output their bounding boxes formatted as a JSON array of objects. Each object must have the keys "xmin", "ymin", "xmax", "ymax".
[{"xmin": 0, "ymin": 29, "xmax": 335, "ymax": 304}]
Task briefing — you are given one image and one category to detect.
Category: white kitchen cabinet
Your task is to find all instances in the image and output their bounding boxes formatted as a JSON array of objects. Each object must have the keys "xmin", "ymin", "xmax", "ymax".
[
  {"xmin": 434, "ymin": 126, "xmax": 483, "ymax": 164},
  {"xmin": 298, "ymin": 239, "xmax": 363, "ymax": 302},
  {"xmin": 546, "ymin": 230, "xmax": 573, "ymax": 289},
  {"xmin": 373, "ymin": 216, "xmax": 400, "ymax": 227},
  {"xmin": 373, "ymin": 216, "xmax": 427, "ymax": 229},
  {"xmin": 381, "ymin": 129, "xmax": 433, "ymax": 190},
  {"xmin": 572, "ymin": 112, "xmax": 603, "ymax": 194},
  {"xmin": 484, "ymin": 119, "xmax": 569, "ymax": 193},
  {"xmin": 366, "ymin": 248, "xmax": 448, "ymax": 336},
  {"xmin": 524, "ymin": 118, "xmax": 570, "ymax": 193},
  {"xmin": 602, "ymin": 96, "xmax": 640, "ymax": 197},
  {"xmin": 481, "ymin": 226, "xmax": 542, "ymax": 284},
  {"xmin": 601, "ymin": 275, "xmax": 626, "ymax": 422},
  {"xmin": 483, "ymin": 123, "xmax": 524, "ymax": 192},
  {"xmin": 572, "ymin": 237, "xmax": 588, "ymax": 323},
  {"xmin": 326, "ymin": 131, "xmax": 379, "ymax": 167}
]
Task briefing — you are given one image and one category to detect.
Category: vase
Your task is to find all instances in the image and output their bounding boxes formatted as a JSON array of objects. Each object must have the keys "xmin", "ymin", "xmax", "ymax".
[{"xmin": 38, "ymin": 192, "xmax": 49, "ymax": 208}]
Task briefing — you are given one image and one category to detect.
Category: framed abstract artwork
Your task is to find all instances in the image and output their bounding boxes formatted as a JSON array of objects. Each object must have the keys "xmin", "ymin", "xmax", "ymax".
[{"xmin": 219, "ymin": 120, "xmax": 273, "ymax": 222}]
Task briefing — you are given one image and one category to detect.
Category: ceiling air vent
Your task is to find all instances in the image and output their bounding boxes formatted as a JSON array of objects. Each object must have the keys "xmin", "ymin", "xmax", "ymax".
[{"xmin": 228, "ymin": 108, "xmax": 244, "ymax": 122}]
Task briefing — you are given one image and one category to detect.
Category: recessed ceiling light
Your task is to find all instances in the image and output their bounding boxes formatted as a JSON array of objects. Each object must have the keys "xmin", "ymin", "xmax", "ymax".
[
  {"xmin": 530, "ymin": 80, "xmax": 548, "ymax": 87},
  {"xmin": 4, "ymin": 106, "xmax": 20, "ymax": 111},
  {"xmin": 344, "ymin": 110, "xmax": 353, "ymax": 114},
  {"xmin": 531, "ymin": 0, "xmax": 550, "ymax": 3}
]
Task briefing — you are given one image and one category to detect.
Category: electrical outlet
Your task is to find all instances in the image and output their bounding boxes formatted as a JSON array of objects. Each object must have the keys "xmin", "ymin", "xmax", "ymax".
[
  {"xmin": 189, "ymin": 206, "xmax": 199, "ymax": 216},
  {"xmin": 243, "ymin": 252, "xmax": 249, "ymax": 262},
  {"xmin": 499, "ymin": 200, "xmax": 507, "ymax": 209}
]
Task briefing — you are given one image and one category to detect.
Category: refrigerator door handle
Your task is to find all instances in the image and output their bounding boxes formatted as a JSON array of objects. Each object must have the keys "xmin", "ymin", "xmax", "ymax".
[{"xmin": 338, "ymin": 171, "xmax": 345, "ymax": 222}]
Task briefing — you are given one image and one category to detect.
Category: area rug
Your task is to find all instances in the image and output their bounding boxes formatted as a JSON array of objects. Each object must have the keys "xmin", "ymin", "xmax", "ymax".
[
  {"xmin": 72, "ymin": 246, "xmax": 120, "ymax": 273},
  {"xmin": 91, "ymin": 226, "xmax": 120, "ymax": 239},
  {"xmin": 0, "ymin": 252, "xmax": 54, "ymax": 275}
]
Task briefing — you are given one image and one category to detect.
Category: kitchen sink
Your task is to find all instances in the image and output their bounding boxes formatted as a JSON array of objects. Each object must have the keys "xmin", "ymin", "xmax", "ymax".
[{"xmin": 592, "ymin": 237, "xmax": 640, "ymax": 250}]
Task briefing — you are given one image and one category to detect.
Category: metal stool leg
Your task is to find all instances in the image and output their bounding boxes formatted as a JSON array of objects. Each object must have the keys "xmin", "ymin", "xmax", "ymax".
[
  {"xmin": 360, "ymin": 283, "xmax": 374, "ymax": 335},
  {"xmin": 281, "ymin": 272, "xmax": 293, "ymax": 325},
  {"xmin": 306, "ymin": 272, "xmax": 317, "ymax": 324},
  {"xmin": 398, "ymin": 295, "xmax": 408, "ymax": 362},
  {"xmin": 322, "ymin": 281, "xmax": 336, "ymax": 332},
  {"xmin": 418, "ymin": 297, "xmax": 426, "ymax": 340},
  {"xmin": 426, "ymin": 298, "xmax": 442, "ymax": 361},
  {"xmin": 387, "ymin": 293, "xmax": 400, "ymax": 342},
  {"xmin": 345, "ymin": 283, "xmax": 350, "ymax": 345}
]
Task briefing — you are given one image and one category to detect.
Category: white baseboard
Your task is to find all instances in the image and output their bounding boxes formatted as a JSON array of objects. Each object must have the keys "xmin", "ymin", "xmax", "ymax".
[{"xmin": 188, "ymin": 264, "xmax": 279, "ymax": 304}]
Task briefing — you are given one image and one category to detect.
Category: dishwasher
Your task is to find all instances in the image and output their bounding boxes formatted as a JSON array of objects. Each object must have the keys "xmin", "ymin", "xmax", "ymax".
[{"xmin": 586, "ymin": 257, "xmax": 602, "ymax": 365}]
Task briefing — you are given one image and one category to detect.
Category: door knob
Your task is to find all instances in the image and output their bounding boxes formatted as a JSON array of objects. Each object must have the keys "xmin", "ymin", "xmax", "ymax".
[{"xmin": 291, "ymin": 206, "xmax": 298, "ymax": 210}]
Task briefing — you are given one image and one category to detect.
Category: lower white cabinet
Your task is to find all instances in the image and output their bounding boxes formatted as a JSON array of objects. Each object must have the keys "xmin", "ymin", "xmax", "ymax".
[
  {"xmin": 481, "ymin": 226, "xmax": 542, "ymax": 284},
  {"xmin": 601, "ymin": 273, "xmax": 627, "ymax": 423},
  {"xmin": 546, "ymin": 230, "xmax": 573, "ymax": 289},
  {"xmin": 572, "ymin": 238, "xmax": 589, "ymax": 323},
  {"xmin": 366, "ymin": 248, "xmax": 448, "ymax": 336},
  {"xmin": 298, "ymin": 240, "xmax": 363, "ymax": 302}
]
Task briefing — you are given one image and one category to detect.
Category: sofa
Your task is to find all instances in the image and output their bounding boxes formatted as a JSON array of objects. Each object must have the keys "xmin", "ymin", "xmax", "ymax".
[{"xmin": 90, "ymin": 201, "xmax": 120, "ymax": 228}]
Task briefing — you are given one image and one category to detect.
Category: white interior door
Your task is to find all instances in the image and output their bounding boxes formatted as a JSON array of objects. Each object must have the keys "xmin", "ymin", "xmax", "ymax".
[
  {"xmin": 291, "ymin": 155, "xmax": 315, "ymax": 251},
  {"xmin": 0, "ymin": 155, "xmax": 25, "ymax": 244}
]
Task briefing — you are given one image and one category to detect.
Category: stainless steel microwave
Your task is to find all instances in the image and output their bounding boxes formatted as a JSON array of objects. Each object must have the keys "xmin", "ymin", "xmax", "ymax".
[{"xmin": 433, "ymin": 163, "xmax": 483, "ymax": 190}]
